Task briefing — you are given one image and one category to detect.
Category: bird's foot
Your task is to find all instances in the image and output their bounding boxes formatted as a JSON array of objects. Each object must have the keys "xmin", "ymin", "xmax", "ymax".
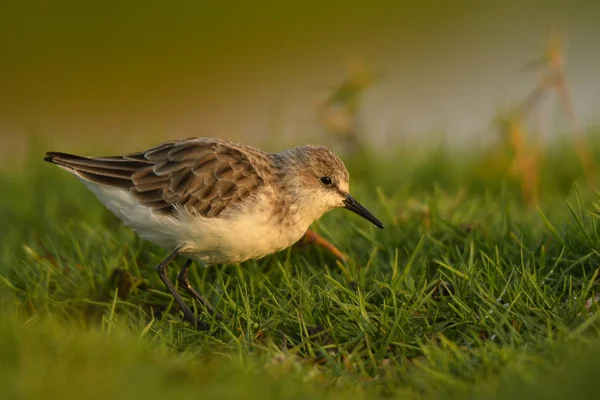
[
  {"xmin": 184, "ymin": 315, "xmax": 211, "ymax": 331},
  {"xmin": 299, "ymin": 229, "xmax": 349, "ymax": 262},
  {"xmin": 213, "ymin": 312, "xmax": 224, "ymax": 321}
]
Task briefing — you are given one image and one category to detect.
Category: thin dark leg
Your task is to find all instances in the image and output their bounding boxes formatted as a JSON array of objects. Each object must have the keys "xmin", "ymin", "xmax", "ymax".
[
  {"xmin": 156, "ymin": 250, "xmax": 210, "ymax": 330},
  {"xmin": 177, "ymin": 259, "xmax": 222, "ymax": 320}
]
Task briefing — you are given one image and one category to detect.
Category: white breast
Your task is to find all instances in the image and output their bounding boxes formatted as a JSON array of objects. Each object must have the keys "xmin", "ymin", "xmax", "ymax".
[
  {"xmin": 81, "ymin": 180, "xmax": 307, "ymax": 265},
  {"xmin": 176, "ymin": 205, "xmax": 307, "ymax": 264}
]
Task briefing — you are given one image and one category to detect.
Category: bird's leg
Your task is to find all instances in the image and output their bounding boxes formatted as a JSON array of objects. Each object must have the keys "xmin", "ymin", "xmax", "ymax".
[
  {"xmin": 156, "ymin": 250, "xmax": 209, "ymax": 330},
  {"xmin": 299, "ymin": 229, "xmax": 349, "ymax": 261},
  {"xmin": 177, "ymin": 259, "xmax": 223, "ymax": 320}
]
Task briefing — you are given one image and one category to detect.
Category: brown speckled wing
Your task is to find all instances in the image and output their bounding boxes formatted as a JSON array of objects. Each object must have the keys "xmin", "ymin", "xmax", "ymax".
[
  {"xmin": 45, "ymin": 139, "xmax": 266, "ymax": 218},
  {"xmin": 130, "ymin": 141, "xmax": 265, "ymax": 217}
]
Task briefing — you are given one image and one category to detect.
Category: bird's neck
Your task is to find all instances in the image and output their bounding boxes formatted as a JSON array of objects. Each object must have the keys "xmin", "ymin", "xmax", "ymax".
[{"xmin": 273, "ymin": 186, "xmax": 327, "ymax": 233}]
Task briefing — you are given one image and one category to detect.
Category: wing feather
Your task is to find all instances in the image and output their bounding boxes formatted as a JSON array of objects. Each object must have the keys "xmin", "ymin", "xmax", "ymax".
[{"xmin": 44, "ymin": 139, "xmax": 267, "ymax": 218}]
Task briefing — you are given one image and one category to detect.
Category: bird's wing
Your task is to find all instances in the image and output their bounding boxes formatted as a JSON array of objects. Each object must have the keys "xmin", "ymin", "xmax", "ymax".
[{"xmin": 45, "ymin": 139, "xmax": 265, "ymax": 218}]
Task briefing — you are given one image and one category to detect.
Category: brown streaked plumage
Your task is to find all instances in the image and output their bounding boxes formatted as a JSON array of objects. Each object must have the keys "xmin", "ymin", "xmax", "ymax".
[
  {"xmin": 45, "ymin": 138, "xmax": 269, "ymax": 218},
  {"xmin": 44, "ymin": 137, "xmax": 383, "ymax": 330}
]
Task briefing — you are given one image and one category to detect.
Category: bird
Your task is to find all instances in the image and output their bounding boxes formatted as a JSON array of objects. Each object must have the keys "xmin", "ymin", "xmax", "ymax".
[{"xmin": 44, "ymin": 137, "xmax": 384, "ymax": 329}]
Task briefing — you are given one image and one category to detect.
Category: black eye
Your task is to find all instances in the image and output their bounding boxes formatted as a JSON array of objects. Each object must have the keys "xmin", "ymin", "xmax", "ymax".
[{"xmin": 320, "ymin": 176, "xmax": 333, "ymax": 186}]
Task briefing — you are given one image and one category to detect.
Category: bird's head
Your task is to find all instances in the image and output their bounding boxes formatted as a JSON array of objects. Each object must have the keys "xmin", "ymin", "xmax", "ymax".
[{"xmin": 277, "ymin": 145, "xmax": 384, "ymax": 229}]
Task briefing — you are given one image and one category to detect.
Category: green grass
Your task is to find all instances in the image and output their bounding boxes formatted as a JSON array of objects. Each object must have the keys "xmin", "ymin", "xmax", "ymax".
[{"xmin": 2, "ymin": 139, "xmax": 600, "ymax": 399}]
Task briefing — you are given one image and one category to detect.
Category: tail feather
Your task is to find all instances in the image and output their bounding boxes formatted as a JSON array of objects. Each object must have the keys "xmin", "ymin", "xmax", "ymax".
[{"xmin": 44, "ymin": 151, "xmax": 148, "ymax": 190}]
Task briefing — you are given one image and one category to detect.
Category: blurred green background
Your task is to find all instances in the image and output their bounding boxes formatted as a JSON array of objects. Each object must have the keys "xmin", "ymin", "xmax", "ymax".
[
  {"xmin": 4, "ymin": 3, "xmax": 600, "ymax": 398},
  {"xmin": 1, "ymin": 0, "xmax": 599, "ymax": 157}
]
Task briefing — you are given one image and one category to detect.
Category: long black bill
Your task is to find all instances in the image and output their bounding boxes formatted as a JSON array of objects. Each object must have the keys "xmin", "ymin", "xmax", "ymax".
[{"xmin": 343, "ymin": 195, "xmax": 384, "ymax": 229}]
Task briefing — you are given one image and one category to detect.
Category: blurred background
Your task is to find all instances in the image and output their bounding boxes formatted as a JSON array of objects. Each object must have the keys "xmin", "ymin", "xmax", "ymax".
[{"xmin": 1, "ymin": 0, "xmax": 599, "ymax": 158}]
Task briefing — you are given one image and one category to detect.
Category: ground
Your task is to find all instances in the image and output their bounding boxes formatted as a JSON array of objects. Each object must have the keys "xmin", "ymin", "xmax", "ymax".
[{"xmin": 2, "ymin": 138, "xmax": 600, "ymax": 399}]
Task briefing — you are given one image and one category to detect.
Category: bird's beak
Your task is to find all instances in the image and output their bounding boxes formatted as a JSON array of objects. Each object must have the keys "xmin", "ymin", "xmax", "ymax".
[{"xmin": 343, "ymin": 194, "xmax": 384, "ymax": 229}]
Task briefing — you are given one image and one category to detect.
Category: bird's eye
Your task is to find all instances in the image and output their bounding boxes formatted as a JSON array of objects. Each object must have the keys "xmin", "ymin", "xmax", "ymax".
[{"xmin": 320, "ymin": 176, "xmax": 333, "ymax": 186}]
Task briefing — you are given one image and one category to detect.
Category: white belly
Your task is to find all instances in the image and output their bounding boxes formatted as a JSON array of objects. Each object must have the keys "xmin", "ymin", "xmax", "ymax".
[
  {"xmin": 82, "ymin": 180, "xmax": 306, "ymax": 265},
  {"xmin": 178, "ymin": 206, "xmax": 306, "ymax": 264}
]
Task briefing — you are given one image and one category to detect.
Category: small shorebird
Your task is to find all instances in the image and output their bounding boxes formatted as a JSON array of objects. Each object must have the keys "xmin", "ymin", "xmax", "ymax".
[{"xmin": 44, "ymin": 138, "xmax": 384, "ymax": 329}]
